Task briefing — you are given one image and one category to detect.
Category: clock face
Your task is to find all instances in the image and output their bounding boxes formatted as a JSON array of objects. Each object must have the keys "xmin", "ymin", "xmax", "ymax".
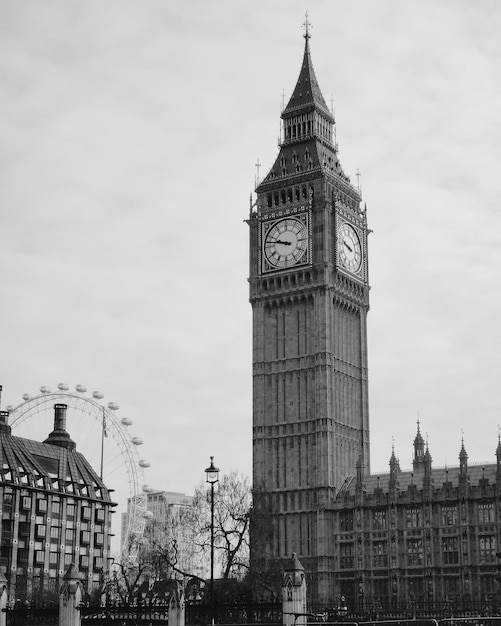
[
  {"xmin": 338, "ymin": 222, "xmax": 362, "ymax": 273},
  {"xmin": 263, "ymin": 217, "xmax": 308, "ymax": 270}
]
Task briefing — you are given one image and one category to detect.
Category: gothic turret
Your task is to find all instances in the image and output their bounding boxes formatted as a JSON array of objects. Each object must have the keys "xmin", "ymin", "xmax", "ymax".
[
  {"xmin": 458, "ymin": 436, "xmax": 469, "ymax": 495},
  {"xmin": 413, "ymin": 421, "xmax": 425, "ymax": 471},
  {"xmin": 459, "ymin": 437, "xmax": 468, "ymax": 473},
  {"xmin": 388, "ymin": 442, "xmax": 400, "ymax": 496},
  {"xmin": 495, "ymin": 434, "xmax": 501, "ymax": 485}
]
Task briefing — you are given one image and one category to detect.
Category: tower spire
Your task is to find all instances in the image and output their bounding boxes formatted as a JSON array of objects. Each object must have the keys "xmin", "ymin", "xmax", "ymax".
[
  {"xmin": 281, "ymin": 22, "xmax": 333, "ymax": 124},
  {"xmin": 302, "ymin": 12, "xmax": 312, "ymax": 40}
]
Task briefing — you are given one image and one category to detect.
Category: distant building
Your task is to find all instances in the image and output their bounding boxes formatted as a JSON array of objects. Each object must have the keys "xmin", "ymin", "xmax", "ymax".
[
  {"xmin": 122, "ymin": 490, "xmax": 200, "ymax": 577},
  {"xmin": 0, "ymin": 400, "xmax": 115, "ymax": 601}
]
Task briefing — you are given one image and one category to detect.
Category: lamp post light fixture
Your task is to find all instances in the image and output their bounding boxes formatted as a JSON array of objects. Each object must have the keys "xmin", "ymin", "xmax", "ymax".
[{"xmin": 205, "ymin": 456, "xmax": 220, "ymax": 625}]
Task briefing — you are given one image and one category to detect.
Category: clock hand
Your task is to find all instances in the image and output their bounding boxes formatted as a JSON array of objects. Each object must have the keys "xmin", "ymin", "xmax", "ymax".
[
  {"xmin": 343, "ymin": 241, "xmax": 353, "ymax": 253},
  {"xmin": 268, "ymin": 239, "xmax": 292, "ymax": 245}
]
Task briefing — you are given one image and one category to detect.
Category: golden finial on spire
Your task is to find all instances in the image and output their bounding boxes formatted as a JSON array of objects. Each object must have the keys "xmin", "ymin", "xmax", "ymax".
[{"xmin": 302, "ymin": 12, "xmax": 312, "ymax": 39}]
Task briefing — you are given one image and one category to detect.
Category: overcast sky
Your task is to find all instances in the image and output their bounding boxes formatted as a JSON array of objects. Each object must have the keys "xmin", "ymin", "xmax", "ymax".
[{"xmin": 2, "ymin": 0, "xmax": 501, "ymax": 518}]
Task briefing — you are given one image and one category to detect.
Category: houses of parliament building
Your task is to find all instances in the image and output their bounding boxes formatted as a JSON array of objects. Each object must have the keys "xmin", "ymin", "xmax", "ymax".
[{"xmin": 248, "ymin": 24, "xmax": 501, "ymax": 606}]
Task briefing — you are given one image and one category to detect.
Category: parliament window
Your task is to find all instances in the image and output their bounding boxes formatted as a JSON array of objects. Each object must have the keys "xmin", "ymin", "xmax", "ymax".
[
  {"xmin": 478, "ymin": 503, "xmax": 495, "ymax": 524},
  {"xmin": 442, "ymin": 536, "xmax": 459, "ymax": 565},
  {"xmin": 479, "ymin": 535, "xmax": 496, "ymax": 563},
  {"xmin": 373, "ymin": 541, "xmax": 388, "ymax": 568},
  {"xmin": 406, "ymin": 538, "xmax": 423, "ymax": 566},
  {"xmin": 406, "ymin": 507, "xmax": 421, "ymax": 528},
  {"xmin": 373, "ymin": 510, "xmax": 386, "ymax": 530},
  {"xmin": 441, "ymin": 505, "xmax": 457, "ymax": 526},
  {"xmin": 340, "ymin": 543, "xmax": 354, "ymax": 569}
]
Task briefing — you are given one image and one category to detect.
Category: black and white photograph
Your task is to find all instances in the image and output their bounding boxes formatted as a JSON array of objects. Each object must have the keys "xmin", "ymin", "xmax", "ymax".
[{"xmin": 1, "ymin": 0, "xmax": 501, "ymax": 618}]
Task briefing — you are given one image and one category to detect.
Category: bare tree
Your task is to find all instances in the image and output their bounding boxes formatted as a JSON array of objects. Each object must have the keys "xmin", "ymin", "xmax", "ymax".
[
  {"xmin": 192, "ymin": 470, "xmax": 251, "ymax": 579},
  {"xmin": 106, "ymin": 538, "xmax": 155, "ymax": 605},
  {"xmin": 130, "ymin": 471, "xmax": 251, "ymax": 585},
  {"xmin": 145, "ymin": 507, "xmax": 205, "ymax": 582}
]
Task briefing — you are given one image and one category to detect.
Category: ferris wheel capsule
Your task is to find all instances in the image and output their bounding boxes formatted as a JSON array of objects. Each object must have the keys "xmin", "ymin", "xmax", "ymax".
[
  {"xmin": 139, "ymin": 460, "xmax": 150, "ymax": 468},
  {"xmin": 132, "ymin": 437, "xmax": 143, "ymax": 445},
  {"xmin": 22, "ymin": 394, "xmax": 31, "ymax": 401},
  {"xmin": 92, "ymin": 391, "xmax": 104, "ymax": 400},
  {"xmin": 40, "ymin": 386, "xmax": 51, "ymax": 394},
  {"xmin": 142, "ymin": 510, "xmax": 154, "ymax": 520},
  {"xmin": 57, "ymin": 383, "xmax": 69, "ymax": 392},
  {"xmin": 121, "ymin": 418, "xmax": 133, "ymax": 426},
  {"xmin": 142, "ymin": 484, "xmax": 154, "ymax": 493},
  {"xmin": 107, "ymin": 402, "xmax": 119, "ymax": 411},
  {"xmin": 75, "ymin": 385, "xmax": 87, "ymax": 393}
]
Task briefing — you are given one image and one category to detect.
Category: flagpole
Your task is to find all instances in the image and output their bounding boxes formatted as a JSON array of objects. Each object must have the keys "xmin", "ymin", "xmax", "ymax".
[{"xmin": 100, "ymin": 406, "xmax": 105, "ymax": 479}]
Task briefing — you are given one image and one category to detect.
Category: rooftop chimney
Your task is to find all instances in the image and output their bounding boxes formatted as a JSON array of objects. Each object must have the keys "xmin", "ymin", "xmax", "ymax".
[{"xmin": 44, "ymin": 404, "xmax": 76, "ymax": 450}]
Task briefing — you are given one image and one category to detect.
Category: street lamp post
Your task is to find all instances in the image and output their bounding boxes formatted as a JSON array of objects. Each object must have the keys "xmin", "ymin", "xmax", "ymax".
[{"xmin": 205, "ymin": 456, "xmax": 220, "ymax": 625}]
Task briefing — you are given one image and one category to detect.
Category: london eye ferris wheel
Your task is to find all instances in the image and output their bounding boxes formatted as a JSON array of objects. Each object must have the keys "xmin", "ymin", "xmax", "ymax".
[{"xmin": 6, "ymin": 383, "xmax": 153, "ymax": 559}]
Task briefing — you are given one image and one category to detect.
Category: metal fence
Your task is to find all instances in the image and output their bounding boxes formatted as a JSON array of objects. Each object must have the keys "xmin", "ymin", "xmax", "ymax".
[
  {"xmin": 5, "ymin": 600, "xmax": 501, "ymax": 626},
  {"xmin": 5, "ymin": 604, "xmax": 58, "ymax": 625},
  {"xmin": 186, "ymin": 600, "xmax": 282, "ymax": 625}
]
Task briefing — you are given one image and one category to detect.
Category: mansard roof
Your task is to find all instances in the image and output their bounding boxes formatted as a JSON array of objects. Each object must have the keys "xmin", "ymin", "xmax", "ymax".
[{"xmin": 0, "ymin": 417, "xmax": 114, "ymax": 503}]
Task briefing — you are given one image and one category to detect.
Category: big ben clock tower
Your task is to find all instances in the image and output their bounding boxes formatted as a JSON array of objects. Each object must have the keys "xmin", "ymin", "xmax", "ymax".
[{"xmin": 248, "ymin": 23, "xmax": 370, "ymax": 599}]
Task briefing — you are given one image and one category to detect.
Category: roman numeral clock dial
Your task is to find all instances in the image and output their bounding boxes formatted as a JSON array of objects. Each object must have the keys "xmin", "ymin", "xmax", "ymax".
[
  {"xmin": 337, "ymin": 221, "xmax": 363, "ymax": 275},
  {"xmin": 261, "ymin": 215, "xmax": 309, "ymax": 273}
]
